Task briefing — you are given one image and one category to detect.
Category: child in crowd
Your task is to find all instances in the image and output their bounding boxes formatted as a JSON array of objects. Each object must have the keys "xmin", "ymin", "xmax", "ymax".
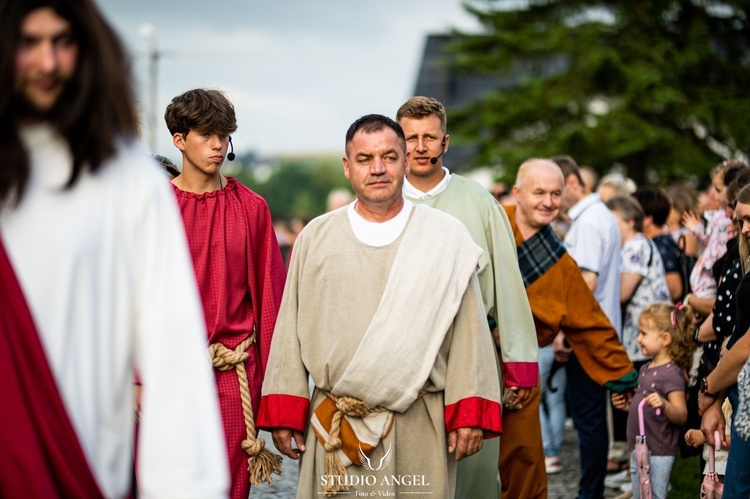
[
  {"xmin": 685, "ymin": 397, "xmax": 732, "ymax": 482},
  {"xmin": 665, "ymin": 183, "xmax": 700, "ymax": 258},
  {"xmin": 612, "ymin": 302, "xmax": 696, "ymax": 499},
  {"xmin": 682, "ymin": 160, "xmax": 742, "ymax": 318}
]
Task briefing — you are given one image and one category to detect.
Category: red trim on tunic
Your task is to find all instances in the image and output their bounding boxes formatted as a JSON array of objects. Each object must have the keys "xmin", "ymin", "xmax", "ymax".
[
  {"xmin": 257, "ymin": 394, "xmax": 311, "ymax": 433},
  {"xmin": 445, "ymin": 396, "xmax": 502, "ymax": 438},
  {"xmin": 0, "ymin": 237, "xmax": 104, "ymax": 498},
  {"xmin": 502, "ymin": 361, "xmax": 539, "ymax": 388}
]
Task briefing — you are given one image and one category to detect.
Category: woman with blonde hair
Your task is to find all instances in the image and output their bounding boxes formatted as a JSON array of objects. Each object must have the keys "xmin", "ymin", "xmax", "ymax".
[{"xmin": 597, "ymin": 173, "xmax": 637, "ymax": 202}]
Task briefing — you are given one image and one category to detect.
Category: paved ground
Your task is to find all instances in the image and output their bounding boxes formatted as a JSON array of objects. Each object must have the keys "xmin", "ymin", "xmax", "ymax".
[
  {"xmin": 547, "ymin": 422, "xmax": 623, "ymax": 499},
  {"xmin": 252, "ymin": 426, "xmax": 624, "ymax": 498},
  {"xmin": 251, "ymin": 431, "xmax": 298, "ymax": 498}
]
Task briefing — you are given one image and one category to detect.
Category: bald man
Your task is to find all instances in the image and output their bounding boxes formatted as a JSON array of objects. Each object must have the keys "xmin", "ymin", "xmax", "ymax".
[{"xmin": 498, "ymin": 159, "xmax": 636, "ymax": 499}]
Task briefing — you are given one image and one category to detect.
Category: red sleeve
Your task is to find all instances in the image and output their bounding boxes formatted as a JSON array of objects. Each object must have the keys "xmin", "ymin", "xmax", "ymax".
[
  {"xmin": 445, "ymin": 396, "xmax": 502, "ymax": 438},
  {"xmin": 241, "ymin": 186, "xmax": 286, "ymax": 377},
  {"xmin": 502, "ymin": 361, "xmax": 539, "ymax": 388},
  {"xmin": 257, "ymin": 394, "xmax": 310, "ymax": 433}
]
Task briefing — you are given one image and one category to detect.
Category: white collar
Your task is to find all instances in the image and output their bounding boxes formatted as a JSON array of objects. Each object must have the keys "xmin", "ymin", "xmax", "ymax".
[
  {"xmin": 347, "ymin": 198, "xmax": 415, "ymax": 247},
  {"xmin": 568, "ymin": 192, "xmax": 602, "ymax": 221},
  {"xmin": 403, "ymin": 167, "xmax": 451, "ymax": 199}
]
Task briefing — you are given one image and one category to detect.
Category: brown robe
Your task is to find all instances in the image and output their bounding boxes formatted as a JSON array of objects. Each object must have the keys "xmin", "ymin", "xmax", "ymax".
[{"xmin": 499, "ymin": 206, "xmax": 635, "ymax": 498}]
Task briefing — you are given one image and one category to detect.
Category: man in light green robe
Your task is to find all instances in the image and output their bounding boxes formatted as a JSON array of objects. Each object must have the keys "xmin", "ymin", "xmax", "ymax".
[
  {"xmin": 258, "ymin": 114, "xmax": 504, "ymax": 499},
  {"xmin": 398, "ymin": 97, "xmax": 539, "ymax": 498}
]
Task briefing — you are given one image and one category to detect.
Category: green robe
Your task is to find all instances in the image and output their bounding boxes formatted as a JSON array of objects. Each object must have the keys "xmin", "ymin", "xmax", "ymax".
[{"xmin": 406, "ymin": 173, "xmax": 539, "ymax": 499}]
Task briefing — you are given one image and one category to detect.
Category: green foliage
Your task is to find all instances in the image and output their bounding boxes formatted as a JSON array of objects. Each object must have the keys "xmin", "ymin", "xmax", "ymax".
[
  {"xmin": 450, "ymin": 0, "xmax": 750, "ymax": 184},
  {"xmin": 668, "ymin": 452, "xmax": 702, "ymax": 498},
  {"xmin": 235, "ymin": 155, "xmax": 352, "ymax": 222}
]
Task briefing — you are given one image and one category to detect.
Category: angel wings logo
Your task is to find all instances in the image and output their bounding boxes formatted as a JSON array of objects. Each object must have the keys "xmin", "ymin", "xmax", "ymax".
[
  {"xmin": 358, "ymin": 444, "xmax": 392, "ymax": 471},
  {"xmin": 320, "ymin": 443, "xmax": 430, "ymax": 489}
]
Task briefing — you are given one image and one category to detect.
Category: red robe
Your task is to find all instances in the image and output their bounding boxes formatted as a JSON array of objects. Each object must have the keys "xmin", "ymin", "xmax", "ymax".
[
  {"xmin": 173, "ymin": 177, "xmax": 285, "ymax": 499},
  {"xmin": 0, "ymin": 236, "xmax": 103, "ymax": 498}
]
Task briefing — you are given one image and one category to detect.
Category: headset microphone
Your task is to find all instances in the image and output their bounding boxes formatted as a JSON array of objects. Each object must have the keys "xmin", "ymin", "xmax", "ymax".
[
  {"xmin": 429, "ymin": 138, "xmax": 447, "ymax": 165},
  {"xmin": 227, "ymin": 136, "xmax": 235, "ymax": 161}
]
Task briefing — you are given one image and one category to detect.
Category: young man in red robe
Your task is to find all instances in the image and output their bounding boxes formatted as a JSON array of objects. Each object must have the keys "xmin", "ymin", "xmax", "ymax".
[{"xmin": 165, "ymin": 88, "xmax": 287, "ymax": 499}]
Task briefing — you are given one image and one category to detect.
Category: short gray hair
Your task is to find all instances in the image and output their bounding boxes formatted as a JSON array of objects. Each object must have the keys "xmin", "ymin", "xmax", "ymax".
[{"xmin": 605, "ymin": 195, "xmax": 644, "ymax": 232}]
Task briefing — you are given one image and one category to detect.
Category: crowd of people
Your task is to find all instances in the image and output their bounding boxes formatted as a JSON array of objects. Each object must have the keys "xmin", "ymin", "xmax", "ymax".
[{"xmin": 2, "ymin": 1, "xmax": 750, "ymax": 499}]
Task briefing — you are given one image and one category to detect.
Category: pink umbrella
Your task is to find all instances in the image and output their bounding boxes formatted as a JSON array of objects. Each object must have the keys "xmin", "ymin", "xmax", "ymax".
[
  {"xmin": 700, "ymin": 430, "xmax": 723, "ymax": 498},
  {"xmin": 635, "ymin": 399, "xmax": 661, "ymax": 499}
]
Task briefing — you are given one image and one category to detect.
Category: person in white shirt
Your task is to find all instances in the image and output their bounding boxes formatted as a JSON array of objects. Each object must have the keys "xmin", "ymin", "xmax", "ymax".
[{"xmin": 553, "ymin": 155, "xmax": 623, "ymax": 499}]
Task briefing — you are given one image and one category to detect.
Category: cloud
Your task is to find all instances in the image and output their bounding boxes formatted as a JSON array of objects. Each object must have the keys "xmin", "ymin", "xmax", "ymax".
[{"xmin": 97, "ymin": 0, "xmax": 480, "ymax": 157}]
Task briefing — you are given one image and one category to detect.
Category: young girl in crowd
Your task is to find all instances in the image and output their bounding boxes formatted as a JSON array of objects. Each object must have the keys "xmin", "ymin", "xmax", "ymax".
[
  {"xmin": 612, "ymin": 302, "xmax": 696, "ymax": 499},
  {"xmin": 685, "ymin": 397, "xmax": 732, "ymax": 483},
  {"xmin": 665, "ymin": 183, "xmax": 700, "ymax": 258},
  {"xmin": 682, "ymin": 160, "xmax": 742, "ymax": 318}
]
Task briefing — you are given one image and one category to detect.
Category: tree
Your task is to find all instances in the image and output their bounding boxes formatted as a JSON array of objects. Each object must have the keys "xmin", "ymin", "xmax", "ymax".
[
  {"xmin": 450, "ymin": 0, "xmax": 750, "ymax": 184},
  {"xmin": 239, "ymin": 155, "xmax": 352, "ymax": 222}
]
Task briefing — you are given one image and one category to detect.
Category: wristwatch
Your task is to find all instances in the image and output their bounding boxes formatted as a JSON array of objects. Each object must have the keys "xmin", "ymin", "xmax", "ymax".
[{"xmin": 701, "ymin": 376, "xmax": 717, "ymax": 397}]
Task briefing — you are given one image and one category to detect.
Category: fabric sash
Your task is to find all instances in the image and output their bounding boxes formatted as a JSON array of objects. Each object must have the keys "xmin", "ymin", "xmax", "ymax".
[
  {"xmin": 310, "ymin": 395, "xmax": 394, "ymax": 467},
  {"xmin": 517, "ymin": 224, "xmax": 566, "ymax": 288},
  {"xmin": 332, "ymin": 204, "xmax": 482, "ymax": 411},
  {"xmin": 0, "ymin": 235, "xmax": 104, "ymax": 498},
  {"xmin": 313, "ymin": 205, "xmax": 481, "ymax": 468}
]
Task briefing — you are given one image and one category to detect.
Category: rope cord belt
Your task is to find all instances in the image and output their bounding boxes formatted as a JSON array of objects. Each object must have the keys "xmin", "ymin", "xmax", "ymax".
[
  {"xmin": 209, "ymin": 332, "xmax": 282, "ymax": 485},
  {"xmin": 320, "ymin": 390, "xmax": 425, "ymax": 497},
  {"xmin": 321, "ymin": 391, "xmax": 389, "ymax": 497}
]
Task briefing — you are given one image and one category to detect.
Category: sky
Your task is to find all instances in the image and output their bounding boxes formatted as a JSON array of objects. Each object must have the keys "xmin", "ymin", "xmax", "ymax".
[{"xmin": 95, "ymin": 0, "xmax": 483, "ymax": 160}]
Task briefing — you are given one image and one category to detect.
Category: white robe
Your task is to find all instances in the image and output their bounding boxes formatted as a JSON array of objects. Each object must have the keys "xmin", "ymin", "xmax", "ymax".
[{"xmin": 0, "ymin": 124, "xmax": 229, "ymax": 498}]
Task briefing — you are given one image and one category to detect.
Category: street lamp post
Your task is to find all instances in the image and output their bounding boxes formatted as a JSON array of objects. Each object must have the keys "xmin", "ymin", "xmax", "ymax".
[{"xmin": 139, "ymin": 23, "xmax": 160, "ymax": 153}]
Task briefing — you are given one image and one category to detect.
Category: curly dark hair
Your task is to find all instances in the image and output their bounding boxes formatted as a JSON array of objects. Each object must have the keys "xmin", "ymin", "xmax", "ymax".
[{"xmin": 164, "ymin": 88, "xmax": 237, "ymax": 137}]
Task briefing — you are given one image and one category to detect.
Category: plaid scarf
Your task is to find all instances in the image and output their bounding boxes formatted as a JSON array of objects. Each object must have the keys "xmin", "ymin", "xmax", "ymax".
[{"xmin": 517, "ymin": 224, "xmax": 566, "ymax": 288}]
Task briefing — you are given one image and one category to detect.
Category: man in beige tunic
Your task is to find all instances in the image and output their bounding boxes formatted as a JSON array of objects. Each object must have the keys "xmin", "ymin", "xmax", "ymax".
[{"xmin": 257, "ymin": 114, "xmax": 503, "ymax": 498}]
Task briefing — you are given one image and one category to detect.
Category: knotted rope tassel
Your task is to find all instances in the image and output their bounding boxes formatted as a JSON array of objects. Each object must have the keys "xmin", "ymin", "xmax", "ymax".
[
  {"xmin": 321, "ymin": 392, "xmax": 389, "ymax": 497},
  {"xmin": 209, "ymin": 333, "xmax": 282, "ymax": 486}
]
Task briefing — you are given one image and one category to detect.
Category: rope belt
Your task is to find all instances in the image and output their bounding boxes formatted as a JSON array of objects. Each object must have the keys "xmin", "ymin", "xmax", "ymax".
[
  {"xmin": 320, "ymin": 391, "xmax": 389, "ymax": 497},
  {"xmin": 320, "ymin": 390, "xmax": 425, "ymax": 497},
  {"xmin": 209, "ymin": 332, "xmax": 282, "ymax": 486}
]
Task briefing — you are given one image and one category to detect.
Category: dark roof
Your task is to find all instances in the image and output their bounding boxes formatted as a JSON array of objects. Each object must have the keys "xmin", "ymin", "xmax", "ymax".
[{"xmin": 412, "ymin": 34, "xmax": 567, "ymax": 168}]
